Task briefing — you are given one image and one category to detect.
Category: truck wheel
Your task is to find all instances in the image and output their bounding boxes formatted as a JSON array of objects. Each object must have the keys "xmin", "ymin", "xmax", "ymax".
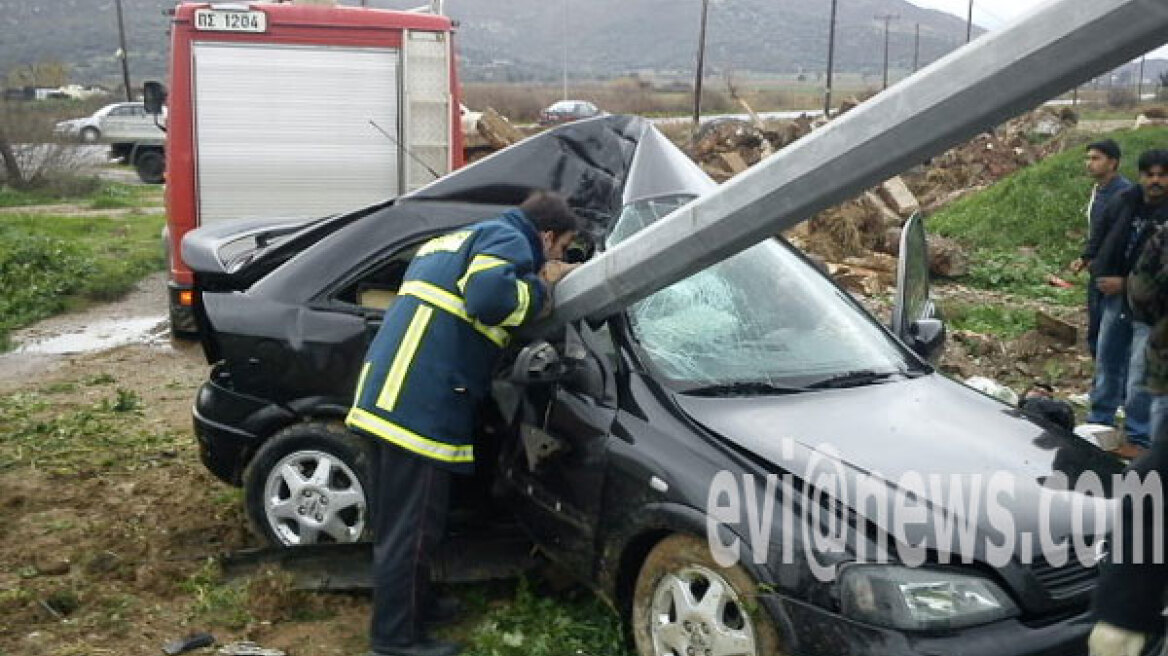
[
  {"xmin": 135, "ymin": 150, "xmax": 165, "ymax": 184},
  {"xmin": 243, "ymin": 422, "xmax": 374, "ymax": 547},
  {"xmin": 632, "ymin": 534, "xmax": 784, "ymax": 656},
  {"xmin": 80, "ymin": 127, "xmax": 100, "ymax": 143}
]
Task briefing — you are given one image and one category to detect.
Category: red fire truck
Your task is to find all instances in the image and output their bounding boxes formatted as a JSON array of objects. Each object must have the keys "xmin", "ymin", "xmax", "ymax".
[{"xmin": 150, "ymin": 1, "xmax": 462, "ymax": 336}]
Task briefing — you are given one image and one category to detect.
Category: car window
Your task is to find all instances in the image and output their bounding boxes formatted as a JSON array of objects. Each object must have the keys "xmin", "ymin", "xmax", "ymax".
[
  {"xmin": 109, "ymin": 106, "xmax": 133, "ymax": 117},
  {"xmin": 331, "ymin": 244, "xmax": 420, "ymax": 312},
  {"xmin": 608, "ymin": 196, "xmax": 914, "ymax": 388}
]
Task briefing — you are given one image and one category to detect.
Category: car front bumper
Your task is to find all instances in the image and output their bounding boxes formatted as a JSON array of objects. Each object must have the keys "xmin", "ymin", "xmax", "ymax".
[{"xmin": 768, "ymin": 594, "xmax": 1093, "ymax": 656}]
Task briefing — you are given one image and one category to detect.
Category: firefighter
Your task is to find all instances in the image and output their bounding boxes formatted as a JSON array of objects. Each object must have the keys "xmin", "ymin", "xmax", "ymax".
[{"xmin": 346, "ymin": 191, "xmax": 580, "ymax": 656}]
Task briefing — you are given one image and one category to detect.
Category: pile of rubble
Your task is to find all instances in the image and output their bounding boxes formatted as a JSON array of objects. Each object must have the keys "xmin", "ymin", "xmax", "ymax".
[{"xmin": 682, "ymin": 105, "xmax": 1080, "ymax": 295}]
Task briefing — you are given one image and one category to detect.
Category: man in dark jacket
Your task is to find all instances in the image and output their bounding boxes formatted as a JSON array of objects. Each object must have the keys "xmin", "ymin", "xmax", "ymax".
[
  {"xmin": 346, "ymin": 191, "xmax": 580, "ymax": 656},
  {"xmin": 1087, "ymin": 150, "xmax": 1168, "ymax": 458},
  {"xmin": 1087, "ymin": 165, "xmax": 1168, "ymax": 656},
  {"xmin": 1070, "ymin": 139, "xmax": 1132, "ymax": 356}
]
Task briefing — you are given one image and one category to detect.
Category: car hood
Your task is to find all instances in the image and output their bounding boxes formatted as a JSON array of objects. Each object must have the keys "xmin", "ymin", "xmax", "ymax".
[{"xmin": 674, "ymin": 373, "xmax": 1122, "ymax": 558}]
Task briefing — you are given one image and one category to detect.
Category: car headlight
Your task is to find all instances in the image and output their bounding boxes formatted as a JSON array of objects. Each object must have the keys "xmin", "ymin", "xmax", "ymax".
[{"xmin": 838, "ymin": 564, "xmax": 1019, "ymax": 631}]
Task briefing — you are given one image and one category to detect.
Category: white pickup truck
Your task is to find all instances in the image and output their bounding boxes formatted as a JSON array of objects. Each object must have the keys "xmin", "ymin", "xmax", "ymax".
[{"xmin": 53, "ymin": 102, "xmax": 166, "ymax": 184}]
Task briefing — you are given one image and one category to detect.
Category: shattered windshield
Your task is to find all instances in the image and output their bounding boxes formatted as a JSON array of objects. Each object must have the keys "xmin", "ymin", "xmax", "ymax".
[{"xmin": 608, "ymin": 196, "xmax": 913, "ymax": 389}]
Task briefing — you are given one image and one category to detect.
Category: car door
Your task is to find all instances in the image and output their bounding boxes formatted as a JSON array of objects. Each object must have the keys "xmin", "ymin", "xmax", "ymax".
[
  {"xmin": 102, "ymin": 105, "xmax": 134, "ymax": 139},
  {"xmin": 501, "ymin": 322, "xmax": 618, "ymax": 572}
]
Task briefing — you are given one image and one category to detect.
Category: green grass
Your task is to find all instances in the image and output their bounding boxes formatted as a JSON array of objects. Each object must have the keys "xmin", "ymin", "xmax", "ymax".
[
  {"xmin": 939, "ymin": 301, "xmax": 1036, "ymax": 338},
  {"xmin": 928, "ymin": 126, "xmax": 1168, "ymax": 303},
  {"xmin": 0, "ymin": 180, "xmax": 162, "ymax": 209},
  {"xmin": 461, "ymin": 578, "xmax": 628, "ymax": 656},
  {"xmin": 0, "ymin": 389, "xmax": 178, "ymax": 474},
  {"xmin": 0, "ymin": 210, "xmax": 165, "ymax": 349}
]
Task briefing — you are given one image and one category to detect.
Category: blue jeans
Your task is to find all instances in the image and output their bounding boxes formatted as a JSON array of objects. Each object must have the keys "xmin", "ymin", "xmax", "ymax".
[
  {"xmin": 1153, "ymin": 395, "xmax": 1167, "ymax": 445},
  {"xmin": 1088, "ymin": 295, "xmax": 1153, "ymax": 446},
  {"xmin": 1086, "ymin": 277, "xmax": 1102, "ymax": 357}
]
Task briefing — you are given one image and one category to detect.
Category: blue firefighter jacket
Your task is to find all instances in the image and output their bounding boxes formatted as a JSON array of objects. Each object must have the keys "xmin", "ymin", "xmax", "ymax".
[{"xmin": 345, "ymin": 209, "xmax": 547, "ymax": 473}]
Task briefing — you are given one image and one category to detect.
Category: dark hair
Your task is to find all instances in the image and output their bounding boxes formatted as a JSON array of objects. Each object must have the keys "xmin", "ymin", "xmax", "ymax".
[
  {"xmin": 1087, "ymin": 139, "xmax": 1122, "ymax": 161},
  {"xmin": 1137, "ymin": 149, "xmax": 1168, "ymax": 173},
  {"xmin": 519, "ymin": 191, "xmax": 580, "ymax": 235}
]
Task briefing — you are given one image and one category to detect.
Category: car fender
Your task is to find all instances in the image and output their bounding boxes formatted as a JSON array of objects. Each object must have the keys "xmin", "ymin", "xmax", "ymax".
[{"xmin": 602, "ymin": 500, "xmax": 801, "ymax": 650}]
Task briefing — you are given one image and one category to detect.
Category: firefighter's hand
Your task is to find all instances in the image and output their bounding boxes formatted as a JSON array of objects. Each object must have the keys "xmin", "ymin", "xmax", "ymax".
[
  {"xmin": 1097, "ymin": 276, "xmax": 1125, "ymax": 295},
  {"xmin": 1088, "ymin": 622, "xmax": 1146, "ymax": 656},
  {"xmin": 1069, "ymin": 257, "xmax": 1087, "ymax": 274},
  {"xmin": 540, "ymin": 261, "xmax": 579, "ymax": 285}
]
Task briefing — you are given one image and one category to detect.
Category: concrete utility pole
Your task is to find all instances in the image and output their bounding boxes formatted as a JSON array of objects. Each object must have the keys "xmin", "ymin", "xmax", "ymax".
[
  {"xmin": 913, "ymin": 23, "xmax": 921, "ymax": 72},
  {"xmin": 544, "ymin": 0, "xmax": 1168, "ymax": 329},
  {"xmin": 965, "ymin": 0, "xmax": 974, "ymax": 43},
  {"xmin": 114, "ymin": 0, "xmax": 133, "ymax": 102},
  {"xmin": 876, "ymin": 13, "xmax": 898, "ymax": 90},
  {"xmin": 824, "ymin": 0, "xmax": 839, "ymax": 117},
  {"xmin": 1137, "ymin": 54, "xmax": 1147, "ymax": 100},
  {"xmin": 692, "ymin": 0, "xmax": 710, "ymax": 132},
  {"xmin": 561, "ymin": 0, "xmax": 568, "ymax": 101}
]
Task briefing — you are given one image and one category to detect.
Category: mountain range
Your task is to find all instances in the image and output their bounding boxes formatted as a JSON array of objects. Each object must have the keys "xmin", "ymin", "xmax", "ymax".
[{"xmin": 2, "ymin": 0, "xmax": 1161, "ymax": 89}]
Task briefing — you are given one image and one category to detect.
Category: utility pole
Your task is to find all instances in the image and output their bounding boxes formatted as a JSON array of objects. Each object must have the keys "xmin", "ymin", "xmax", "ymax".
[
  {"xmin": 965, "ymin": 0, "xmax": 974, "ymax": 43},
  {"xmin": 692, "ymin": 0, "xmax": 710, "ymax": 132},
  {"xmin": 1137, "ymin": 54, "xmax": 1147, "ymax": 101},
  {"xmin": 561, "ymin": 0, "xmax": 568, "ymax": 101},
  {"xmin": 876, "ymin": 13, "xmax": 898, "ymax": 90},
  {"xmin": 913, "ymin": 23, "xmax": 920, "ymax": 72},
  {"xmin": 824, "ymin": 0, "xmax": 839, "ymax": 117},
  {"xmin": 114, "ymin": 0, "xmax": 133, "ymax": 101}
]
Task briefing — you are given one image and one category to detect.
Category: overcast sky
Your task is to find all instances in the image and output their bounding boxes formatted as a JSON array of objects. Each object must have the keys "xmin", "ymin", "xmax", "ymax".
[{"xmin": 906, "ymin": 0, "xmax": 1168, "ymax": 58}]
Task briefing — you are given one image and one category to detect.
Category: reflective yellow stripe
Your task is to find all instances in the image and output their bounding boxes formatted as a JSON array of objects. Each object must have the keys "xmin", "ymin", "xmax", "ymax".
[
  {"xmin": 416, "ymin": 230, "xmax": 472, "ymax": 257},
  {"xmin": 399, "ymin": 280, "xmax": 510, "ymax": 347},
  {"xmin": 346, "ymin": 407, "xmax": 474, "ymax": 463},
  {"xmin": 456, "ymin": 254, "xmax": 510, "ymax": 293},
  {"xmin": 377, "ymin": 305, "xmax": 433, "ymax": 412},
  {"xmin": 353, "ymin": 361, "xmax": 372, "ymax": 403},
  {"xmin": 500, "ymin": 279, "xmax": 531, "ymax": 328}
]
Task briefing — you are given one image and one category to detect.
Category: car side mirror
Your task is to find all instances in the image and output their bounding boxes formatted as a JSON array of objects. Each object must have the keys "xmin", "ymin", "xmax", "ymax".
[
  {"xmin": 510, "ymin": 340, "xmax": 565, "ymax": 385},
  {"xmin": 908, "ymin": 318, "xmax": 945, "ymax": 362},
  {"xmin": 143, "ymin": 81, "xmax": 167, "ymax": 116}
]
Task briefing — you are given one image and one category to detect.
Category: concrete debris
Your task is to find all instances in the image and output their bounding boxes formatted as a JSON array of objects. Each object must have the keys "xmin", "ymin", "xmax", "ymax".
[
  {"xmin": 878, "ymin": 176, "xmax": 921, "ymax": 218},
  {"xmin": 1036, "ymin": 310, "xmax": 1077, "ymax": 345},
  {"xmin": 476, "ymin": 107, "xmax": 524, "ymax": 149},
  {"xmin": 1135, "ymin": 113, "xmax": 1168, "ymax": 129},
  {"xmin": 926, "ymin": 234, "xmax": 970, "ymax": 278}
]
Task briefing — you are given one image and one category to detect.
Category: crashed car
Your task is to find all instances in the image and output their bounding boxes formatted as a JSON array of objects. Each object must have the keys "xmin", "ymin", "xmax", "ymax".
[{"xmin": 189, "ymin": 115, "xmax": 1123, "ymax": 656}]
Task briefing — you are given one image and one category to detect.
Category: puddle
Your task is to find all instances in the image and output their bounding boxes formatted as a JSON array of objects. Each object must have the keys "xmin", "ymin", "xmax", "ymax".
[{"xmin": 14, "ymin": 316, "xmax": 169, "ymax": 355}]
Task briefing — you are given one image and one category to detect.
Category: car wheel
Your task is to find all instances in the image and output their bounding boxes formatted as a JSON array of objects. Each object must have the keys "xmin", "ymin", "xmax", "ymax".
[
  {"xmin": 243, "ymin": 421, "xmax": 374, "ymax": 547},
  {"xmin": 632, "ymin": 534, "xmax": 783, "ymax": 656},
  {"xmin": 80, "ymin": 127, "xmax": 100, "ymax": 143},
  {"xmin": 135, "ymin": 150, "xmax": 165, "ymax": 184}
]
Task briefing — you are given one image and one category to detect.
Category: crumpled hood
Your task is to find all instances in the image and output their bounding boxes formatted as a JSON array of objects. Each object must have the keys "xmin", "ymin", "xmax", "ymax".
[{"xmin": 674, "ymin": 373, "xmax": 1122, "ymax": 559}]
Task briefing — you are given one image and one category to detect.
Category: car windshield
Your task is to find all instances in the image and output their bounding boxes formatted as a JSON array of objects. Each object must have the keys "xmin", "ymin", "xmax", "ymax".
[{"xmin": 607, "ymin": 195, "xmax": 915, "ymax": 390}]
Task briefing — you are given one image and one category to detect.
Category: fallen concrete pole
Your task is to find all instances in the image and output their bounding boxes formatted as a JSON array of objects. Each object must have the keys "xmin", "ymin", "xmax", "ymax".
[{"xmin": 548, "ymin": 0, "xmax": 1168, "ymax": 327}]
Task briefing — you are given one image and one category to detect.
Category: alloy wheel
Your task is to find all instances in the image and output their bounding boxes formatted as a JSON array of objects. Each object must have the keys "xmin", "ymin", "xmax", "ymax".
[
  {"xmin": 262, "ymin": 449, "xmax": 367, "ymax": 546},
  {"xmin": 648, "ymin": 565, "xmax": 758, "ymax": 656}
]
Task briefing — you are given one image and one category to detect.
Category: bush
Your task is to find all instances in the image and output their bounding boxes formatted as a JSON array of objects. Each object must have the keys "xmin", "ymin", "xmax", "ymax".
[{"xmin": 1107, "ymin": 88, "xmax": 1137, "ymax": 108}]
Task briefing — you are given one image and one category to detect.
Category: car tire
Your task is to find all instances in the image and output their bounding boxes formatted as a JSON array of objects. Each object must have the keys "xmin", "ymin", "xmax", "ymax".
[
  {"xmin": 632, "ymin": 534, "xmax": 784, "ymax": 656},
  {"xmin": 243, "ymin": 421, "xmax": 374, "ymax": 547},
  {"xmin": 80, "ymin": 127, "xmax": 100, "ymax": 143},
  {"xmin": 135, "ymin": 150, "xmax": 165, "ymax": 184}
]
